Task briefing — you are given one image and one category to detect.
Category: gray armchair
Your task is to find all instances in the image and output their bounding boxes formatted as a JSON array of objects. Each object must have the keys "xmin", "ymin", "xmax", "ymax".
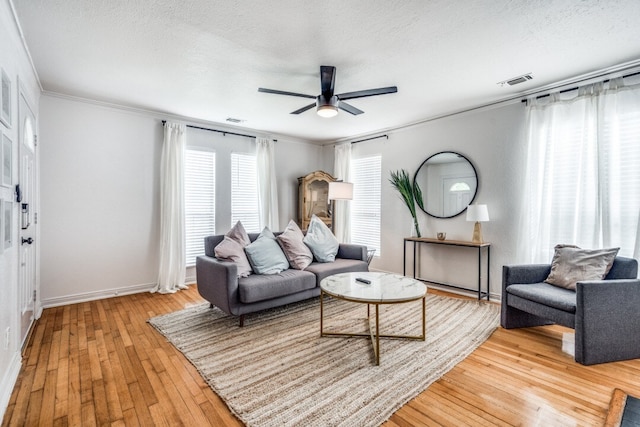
[{"xmin": 501, "ymin": 257, "xmax": 640, "ymax": 365}]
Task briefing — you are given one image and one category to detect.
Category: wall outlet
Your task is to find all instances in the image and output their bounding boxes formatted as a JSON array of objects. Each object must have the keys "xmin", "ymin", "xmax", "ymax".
[{"xmin": 4, "ymin": 327, "xmax": 9, "ymax": 350}]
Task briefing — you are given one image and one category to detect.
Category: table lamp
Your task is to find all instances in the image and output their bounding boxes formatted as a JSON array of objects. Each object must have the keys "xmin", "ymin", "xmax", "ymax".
[{"xmin": 466, "ymin": 204, "xmax": 489, "ymax": 243}]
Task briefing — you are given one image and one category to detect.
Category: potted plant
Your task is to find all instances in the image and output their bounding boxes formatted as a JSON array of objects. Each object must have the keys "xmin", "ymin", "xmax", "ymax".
[{"xmin": 389, "ymin": 169, "xmax": 424, "ymax": 237}]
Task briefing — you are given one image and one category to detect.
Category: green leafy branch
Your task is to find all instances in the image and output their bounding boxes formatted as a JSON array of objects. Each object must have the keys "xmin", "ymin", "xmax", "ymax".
[{"xmin": 389, "ymin": 169, "xmax": 424, "ymax": 237}]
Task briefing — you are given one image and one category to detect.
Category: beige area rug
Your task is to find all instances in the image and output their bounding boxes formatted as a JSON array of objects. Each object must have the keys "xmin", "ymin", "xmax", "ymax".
[{"xmin": 149, "ymin": 294, "xmax": 500, "ymax": 427}]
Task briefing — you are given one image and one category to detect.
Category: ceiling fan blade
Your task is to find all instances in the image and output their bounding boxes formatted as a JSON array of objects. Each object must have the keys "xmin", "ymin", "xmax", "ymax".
[
  {"xmin": 258, "ymin": 88, "xmax": 315, "ymax": 99},
  {"xmin": 338, "ymin": 102, "xmax": 364, "ymax": 115},
  {"xmin": 336, "ymin": 86, "xmax": 398, "ymax": 100},
  {"xmin": 320, "ymin": 66, "xmax": 336, "ymax": 99},
  {"xmin": 291, "ymin": 103, "xmax": 316, "ymax": 114}
]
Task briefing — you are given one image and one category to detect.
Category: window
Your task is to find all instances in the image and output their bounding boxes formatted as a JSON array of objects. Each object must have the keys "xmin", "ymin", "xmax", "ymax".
[
  {"xmin": 350, "ymin": 155, "xmax": 382, "ymax": 256},
  {"xmin": 523, "ymin": 81, "xmax": 640, "ymax": 261},
  {"xmin": 450, "ymin": 182, "xmax": 471, "ymax": 192},
  {"xmin": 185, "ymin": 148, "xmax": 215, "ymax": 266},
  {"xmin": 231, "ymin": 152, "xmax": 260, "ymax": 233}
]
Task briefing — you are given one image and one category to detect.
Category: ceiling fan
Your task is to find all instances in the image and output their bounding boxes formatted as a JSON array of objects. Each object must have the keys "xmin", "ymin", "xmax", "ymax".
[{"xmin": 258, "ymin": 66, "xmax": 397, "ymax": 118}]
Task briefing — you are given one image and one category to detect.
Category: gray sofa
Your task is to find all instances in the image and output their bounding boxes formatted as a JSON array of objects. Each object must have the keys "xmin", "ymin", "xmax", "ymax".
[
  {"xmin": 196, "ymin": 232, "xmax": 369, "ymax": 326},
  {"xmin": 501, "ymin": 256, "xmax": 640, "ymax": 365}
]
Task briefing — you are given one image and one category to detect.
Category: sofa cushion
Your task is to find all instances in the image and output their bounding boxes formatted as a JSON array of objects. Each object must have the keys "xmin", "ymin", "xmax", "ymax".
[
  {"xmin": 277, "ymin": 220, "xmax": 313, "ymax": 270},
  {"xmin": 238, "ymin": 269, "xmax": 317, "ymax": 303},
  {"xmin": 303, "ymin": 215, "xmax": 339, "ymax": 262},
  {"xmin": 214, "ymin": 221, "xmax": 253, "ymax": 277},
  {"xmin": 244, "ymin": 227, "xmax": 290, "ymax": 275},
  {"xmin": 545, "ymin": 244, "xmax": 619, "ymax": 290},
  {"xmin": 305, "ymin": 258, "xmax": 369, "ymax": 285},
  {"xmin": 507, "ymin": 283, "xmax": 577, "ymax": 313}
]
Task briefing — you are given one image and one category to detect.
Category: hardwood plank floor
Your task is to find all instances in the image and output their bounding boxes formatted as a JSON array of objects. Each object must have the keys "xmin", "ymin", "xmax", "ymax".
[{"xmin": 3, "ymin": 285, "xmax": 639, "ymax": 426}]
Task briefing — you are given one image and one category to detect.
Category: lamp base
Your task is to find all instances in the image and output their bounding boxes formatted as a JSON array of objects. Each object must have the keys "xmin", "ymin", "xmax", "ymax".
[{"xmin": 471, "ymin": 221, "xmax": 483, "ymax": 243}]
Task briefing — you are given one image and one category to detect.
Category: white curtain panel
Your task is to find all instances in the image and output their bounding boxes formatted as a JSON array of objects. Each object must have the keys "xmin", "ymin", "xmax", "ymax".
[
  {"xmin": 333, "ymin": 142, "xmax": 352, "ymax": 243},
  {"xmin": 520, "ymin": 78, "xmax": 640, "ymax": 263},
  {"xmin": 154, "ymin": 122, "xmax": 188, "ymax": 294},
  {"xmin": 256, "ymin": 137, "xmax": 280, "ymax": 231}
]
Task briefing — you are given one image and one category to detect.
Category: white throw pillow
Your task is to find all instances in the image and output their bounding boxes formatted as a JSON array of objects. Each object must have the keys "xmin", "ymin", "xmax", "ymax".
[
  {"xmin": 245, "ymin": 227, "xmax": 290, "ymax": 274},
  {"xmin": 303, "ymin": 215, "xmax": 339, "ymax": 262}
]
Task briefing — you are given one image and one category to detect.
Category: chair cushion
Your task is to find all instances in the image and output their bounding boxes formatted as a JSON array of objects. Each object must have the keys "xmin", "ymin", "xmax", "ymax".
[
  {"xmin": 238, "ymin": 269, "xmax": 316, "ymax": 303},
  {"xmin": 507, "ymin": 283, "xmax": 577, "ymax": 313},
  {"xmin": 545, "ymin": 244, "xmax": 619, "ymax": 290}
]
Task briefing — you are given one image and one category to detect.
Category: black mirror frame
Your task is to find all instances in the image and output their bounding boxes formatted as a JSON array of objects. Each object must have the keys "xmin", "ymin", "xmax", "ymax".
[{"xmin": 413, "ymin": 151, "xmax": 478, "ymax": 219}]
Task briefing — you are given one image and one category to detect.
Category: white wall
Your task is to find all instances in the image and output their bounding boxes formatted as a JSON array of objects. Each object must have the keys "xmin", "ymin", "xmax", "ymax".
[
  {"xmin": 0, "ymin": 0, "xmax": 41, "ymax": 419},
  {"xmin": 39, "ymin": 95, "xmax": 323, "ymax": 305},
  {"xmin": 40, "ymin": 96, "xmax": 163, "ymax": 305},
  {"xmin": 324, "ymin": 102, "xmax": 527, "ymax": 299}
]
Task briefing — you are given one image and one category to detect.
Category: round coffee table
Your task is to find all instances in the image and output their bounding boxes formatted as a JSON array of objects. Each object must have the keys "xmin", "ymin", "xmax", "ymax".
[{"xmin": 319, "ymin": 271, "xmax": 427, "ymax": 365}]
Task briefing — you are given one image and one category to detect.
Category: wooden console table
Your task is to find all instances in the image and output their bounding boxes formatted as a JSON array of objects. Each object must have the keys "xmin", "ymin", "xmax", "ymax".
[{"xmin": 403, "ymin": 237, "xmax": 491, "ymax": 300}]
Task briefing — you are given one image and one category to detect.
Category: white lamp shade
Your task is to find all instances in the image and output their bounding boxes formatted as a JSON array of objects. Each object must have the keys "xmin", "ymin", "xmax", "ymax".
[
  {"xmin": 466, "ymin": 204, "xmax": 489, "ymax": 222},
  {"xmin": 328, "ymin": 181, "xmax": 353, "ymax": 200}
]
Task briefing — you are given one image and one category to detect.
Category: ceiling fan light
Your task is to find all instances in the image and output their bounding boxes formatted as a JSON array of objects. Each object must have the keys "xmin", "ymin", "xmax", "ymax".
[{"xmin": 317, "ymin": 105, "xmax": 338, "ymax": 118}]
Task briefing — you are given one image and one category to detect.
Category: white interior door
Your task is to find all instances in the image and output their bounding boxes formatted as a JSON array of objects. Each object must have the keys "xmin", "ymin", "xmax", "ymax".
[
  {"xmin": 18, "ymin": 90, "xmax": 37, "ymax": 347},
  {"xmin": 442, "ymin": 176, "xmax": 474, "ymax": 217}
]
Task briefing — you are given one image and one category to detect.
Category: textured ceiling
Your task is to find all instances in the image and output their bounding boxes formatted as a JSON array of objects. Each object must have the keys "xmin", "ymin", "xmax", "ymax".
[{"xmin": 11, "ymin": 0, "xmax": 640, "ymax": 143}]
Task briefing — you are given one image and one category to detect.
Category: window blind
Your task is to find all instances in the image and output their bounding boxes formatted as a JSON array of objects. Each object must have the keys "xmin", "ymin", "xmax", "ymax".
[
  {"xmin": 350, "ymin": 155, "xmax": 382, "ymax": 256},
  {"xmin": 231, "ymin": 152, "xmax": 260, "ymax": 233},
  {"xmin": 185, "ymin": 148, "xmax": 216, "ymax": 266}
]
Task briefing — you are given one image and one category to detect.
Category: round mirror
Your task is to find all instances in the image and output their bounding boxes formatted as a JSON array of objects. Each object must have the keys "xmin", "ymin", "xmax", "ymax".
[{"xmin": 413, "ymin": 151, "xmax": 478, "ymax": 218}]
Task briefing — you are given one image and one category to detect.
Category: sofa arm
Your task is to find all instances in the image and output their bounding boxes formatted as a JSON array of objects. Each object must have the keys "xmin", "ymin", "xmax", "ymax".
[
  {"xmin": 195, "ymin": 255, "xmax": 240, "ymax": 316},
  {"xmin": 337, "ymin": 244, "xmax": 368, "ymax": 262},
  {"xmin": 575, "ymin": 279, "xmax": 640, "ymax": 364}
]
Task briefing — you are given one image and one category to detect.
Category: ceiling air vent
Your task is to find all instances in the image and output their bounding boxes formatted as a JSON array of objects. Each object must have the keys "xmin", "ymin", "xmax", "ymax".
[
  {"xmin": 226, "ymin": 117, "xmax": 245, "ymax": 123},
  {"xmin": 497, "ymin": 73, "xmax": 533, "ymax": 87}
]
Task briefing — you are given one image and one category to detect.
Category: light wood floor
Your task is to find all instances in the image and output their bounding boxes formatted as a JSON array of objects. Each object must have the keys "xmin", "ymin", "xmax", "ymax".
[{"xmin": 3, "ymin": 285, "xmax": 639, "ymax": 426}]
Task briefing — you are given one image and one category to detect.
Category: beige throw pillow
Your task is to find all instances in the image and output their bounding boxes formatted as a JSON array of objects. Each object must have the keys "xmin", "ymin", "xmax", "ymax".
[
  {"xmin": 544, "ymin": 244, "xmax": 619, "ymax": 290},
  {"xmin": 277, "ymin": 220, "xmax": 313, "ymax": 270},
  {"xmin": 214, "ymin": 221, "xmax": 253, "ymax": 277}
]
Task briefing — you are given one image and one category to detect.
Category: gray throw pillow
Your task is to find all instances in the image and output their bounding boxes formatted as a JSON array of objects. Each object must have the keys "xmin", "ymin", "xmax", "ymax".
[
  {"xmin": 277, "ymin": 220, "xmax": 313, "ymax": 270},
  {"xmin": 214, "ymin": 221, "xmax": 253, "ymax": 277},
  {"xmin": 245, "ymin": 227, "xmax": 290, "ymax": 275},
  {"xmin": 544, "ymin": 244, "xmax": 619, "ymax": 290},
  {"xmin": 303, "ymin": 215, "xmax": 339, "ymax": 262}
]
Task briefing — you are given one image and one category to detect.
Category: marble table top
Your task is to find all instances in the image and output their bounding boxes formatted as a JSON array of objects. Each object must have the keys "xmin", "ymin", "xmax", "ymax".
[{"xmin": 320, "ymin": 272, "xmax": 427, "ymax": 303}]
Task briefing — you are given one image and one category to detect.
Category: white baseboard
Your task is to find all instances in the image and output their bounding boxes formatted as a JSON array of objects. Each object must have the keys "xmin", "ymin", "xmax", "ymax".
[
  {"xmin": 41, "ymin": 279, "xmax": 199, "ymax": 309},
  {"xmin": 0, "ymin": 351, "xmax": 22, "ymax": 422},
  {"xmin": 41, "ymin": 282, "xmax": 157, "ymax": 308}
]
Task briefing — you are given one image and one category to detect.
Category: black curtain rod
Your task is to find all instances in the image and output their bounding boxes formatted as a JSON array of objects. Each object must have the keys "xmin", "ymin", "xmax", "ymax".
[
  {"xmin": 351, "ymin": 134, "xmax": 389, "ymax": 144},
  {"xmin": 522, "ymin": 70, "xmax": 640, "ymax": 103},
  {"xmin": 161, "ymin": 121, "xmax": 276, "ymax": 141}
]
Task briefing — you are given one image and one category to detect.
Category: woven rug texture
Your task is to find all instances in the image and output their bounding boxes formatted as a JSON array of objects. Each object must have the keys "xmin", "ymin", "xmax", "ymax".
[{"xmin": 148, "ymin": 294, "xmax": 500, "ymax": 427}]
